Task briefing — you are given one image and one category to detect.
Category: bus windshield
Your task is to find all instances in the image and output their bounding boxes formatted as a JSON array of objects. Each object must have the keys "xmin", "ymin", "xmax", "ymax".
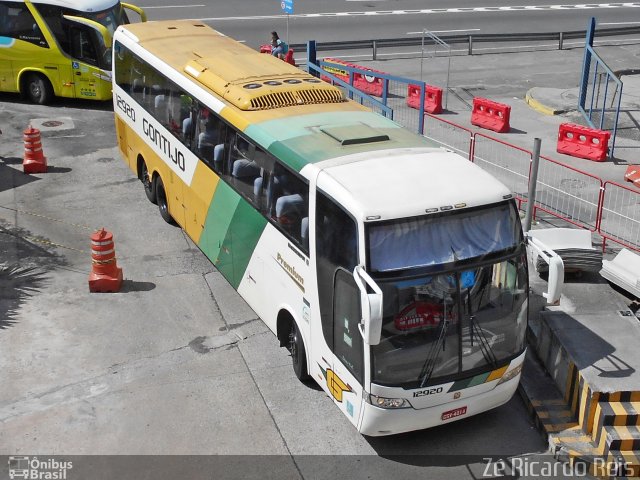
[
  {"xmin": 76, "ymin": 4, "xmax": 127, "ymax": 35},
  {"xmin": 367, "ymin": 201, "xmax": 522, "ymax": 272},
  {"xmin": 367, "ymin": 202, "xmax": 528, "ymax": 388}
]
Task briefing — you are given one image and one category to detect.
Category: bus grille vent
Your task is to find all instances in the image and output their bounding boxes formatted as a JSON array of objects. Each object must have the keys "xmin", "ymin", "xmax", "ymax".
[{"xmin": 249, "ymin": 89, "xmax": 344, "ymax": 110}]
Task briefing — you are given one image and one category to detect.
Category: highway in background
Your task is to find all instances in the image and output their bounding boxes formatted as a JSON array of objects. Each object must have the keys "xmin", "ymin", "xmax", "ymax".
[{"xmin": 134, "ymin": 0, "xmax": 640, "ymax": 49}]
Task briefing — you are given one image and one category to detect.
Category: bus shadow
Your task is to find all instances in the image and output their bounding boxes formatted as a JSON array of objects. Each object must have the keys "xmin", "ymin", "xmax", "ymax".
[
  {"xmin": 0, "ymin": 92, "xmax": 112, "ymax": 112},
  {"xmin": 364, "ymin": 395, "xmax": 543, "ymax": 466}
]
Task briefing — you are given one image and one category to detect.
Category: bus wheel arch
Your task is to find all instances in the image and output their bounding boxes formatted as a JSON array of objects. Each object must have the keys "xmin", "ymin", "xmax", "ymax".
[
  {"xmin": 277, "ymin": 310, "xmax": 309, "ymax": 381},
  {"xmin": 154, "ymin": 175, "xmax": 174, "ymax": 224},
  {"xmin": 21, "ymin": 72, "xmax": 53, "ymax": 105},
  {"xmin": 137, "ymin": 155, "xmax": 157, "ymax": 204}
]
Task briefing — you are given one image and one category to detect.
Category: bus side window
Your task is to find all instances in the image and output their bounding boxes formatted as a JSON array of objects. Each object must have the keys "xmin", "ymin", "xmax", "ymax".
[
  {"xmin": 113, "ymin": 41, "xmax": 130, "ymax": 91},
  {"xmin": 194, "ymin": 108, "xmax": 225, "ymax": 171},
  {"xmin": 69, "ymin": 27, "xmax": 98, "ymax": 66},
  {"xmin": 0, "ymin": 4, "xmax": 9, "ymax": 35},
  {"xmin": 3, "ymin": 3, "xmax": 47, "ymax": 48},
  {"xmin": 229, "ymin": 134, "xmax": 261, "ymax": 199},
  {"xmin": 270, "ymin": 163, "xmax": 308, "ymax": 250},
  {"xmin": 130, "ymin": 56, "xmax": 148, "ymax": 105},
  {"xmin": 32, "ymin": 4, "xmax": 67, "ymax": 52},
  {"xmin": 165, "ymin": 85, "xmax": 182, "ymax": 136},
  {"xmin": 316, "ymin": 191, "xmax": 357, "ymax": 270}
]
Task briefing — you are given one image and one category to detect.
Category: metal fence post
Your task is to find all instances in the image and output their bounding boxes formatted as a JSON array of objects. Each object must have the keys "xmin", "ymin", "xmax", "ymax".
[
  {"xmin": 307, "ymin": 40, "xmax": 317, "ymax": 76},
  {"xmin": 523, "ymin": 138, "xmax": 542, "ymax": 232},
  {"xmin": 373, "ymin": 40, "xmax": 377, "ymax": 61},
  {"xmin": 468, "ymin": 35, "xmax": 473, "ymax": 55},
  {"xmin": 559, "ymin": 32, "xmax": 564, "ymax": 50},
  {"xmin": 579, "ymin": 17, "xmax": 596, "ymax": 111}
]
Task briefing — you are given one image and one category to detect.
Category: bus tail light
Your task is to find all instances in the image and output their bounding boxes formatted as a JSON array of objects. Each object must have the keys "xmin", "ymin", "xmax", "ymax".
[{"xmin": 365, "ymin": 393, "xmax": 412, "ymax": 409}]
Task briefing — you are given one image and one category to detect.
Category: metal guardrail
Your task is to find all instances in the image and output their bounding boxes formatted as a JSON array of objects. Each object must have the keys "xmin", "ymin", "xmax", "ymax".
[
  {"xmin": 291, "ymin": 26, "xmax": 640, "ymax": 58},
  {"xmin": 422, "ymin": 113, "xmax": 640, "ymax": 252}
]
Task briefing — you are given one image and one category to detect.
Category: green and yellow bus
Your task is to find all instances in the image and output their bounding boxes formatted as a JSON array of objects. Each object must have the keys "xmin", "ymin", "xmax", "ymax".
[
  {"xmin": 112, "ymin": 20, "xmax": 531, "ymax": 436},
  {"xmin": 0, "ymin": 0, "xmax": 145, "ymax": 103}
]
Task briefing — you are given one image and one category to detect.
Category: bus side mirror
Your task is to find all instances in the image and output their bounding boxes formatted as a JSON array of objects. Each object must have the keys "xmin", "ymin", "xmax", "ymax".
[
  {"xmin": 353, "ymin": 265, "xmax": 383, "ymax": 345},
  {"xmin": 525, "ymin": 232, "xmax": 564, "ymax": 305},
  {"xmin": 122, "ymin": 2, "xmax": 148, "ymax": 22}
]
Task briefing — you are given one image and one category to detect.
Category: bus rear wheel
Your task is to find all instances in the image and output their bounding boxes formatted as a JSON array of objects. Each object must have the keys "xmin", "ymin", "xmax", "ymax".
[
  {"xmin": 155, "ymin": 177, "xmax": 174, "ymax": 224},
  {"xmin": 25, "ymin": 73, "xmax": 53, "ymax": 105},
  {"xmin": 289, "ymin": 321, "xmax": 309, "ymax": 381},
  {"xmin": 141, "ymin": 162, "xmax": 156, "ymax": 203}
]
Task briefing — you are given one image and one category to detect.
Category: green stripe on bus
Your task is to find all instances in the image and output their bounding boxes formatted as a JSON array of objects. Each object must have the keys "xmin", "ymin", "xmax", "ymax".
[
  {"xmin": 226, "ymin": 200, "xmax": 268, "ymax": 289},
  {"xmin": 199, "ymin": 182, "xmax": 268, "ymax": 289},
  {"xmin": 467, "ymin": 372, "xmax": 491, "ymax": 388},
  {"xmin": 199, "ymin": 181, "xmax": 241, "ymax": 282},
  {"xmin": 448, "ymin": 372, "xmax": 493, "ymax": 392}
]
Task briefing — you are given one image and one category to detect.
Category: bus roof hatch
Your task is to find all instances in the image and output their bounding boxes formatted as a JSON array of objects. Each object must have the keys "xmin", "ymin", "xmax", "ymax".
[{"xmin": 320, "ymin": 124, "xmax": 390, "ymax": 146}]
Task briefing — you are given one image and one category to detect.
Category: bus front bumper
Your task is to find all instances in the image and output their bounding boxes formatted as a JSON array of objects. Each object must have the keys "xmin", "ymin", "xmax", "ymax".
[{"xmin": 358, "ymin": 375, "xmax": 520, "ymax": 436}]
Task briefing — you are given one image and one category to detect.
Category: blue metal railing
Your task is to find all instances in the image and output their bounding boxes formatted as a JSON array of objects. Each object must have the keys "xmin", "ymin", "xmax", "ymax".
[
  {"xmin": 307, "ymin": 40, "xmax": 432, "ymax": 134},
  {"xmin": 578, "ymin": 17, "xmax": 623, "ymax": 158}
]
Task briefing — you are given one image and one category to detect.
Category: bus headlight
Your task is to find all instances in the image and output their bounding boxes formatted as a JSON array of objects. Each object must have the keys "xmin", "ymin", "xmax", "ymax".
[
  {"xmin": 497, "ymin": 364, "xmax": 523, "ymax": 385},
  {"xmin": 365, "ymin": 393, "xmax": 412, "ymax": 409}
]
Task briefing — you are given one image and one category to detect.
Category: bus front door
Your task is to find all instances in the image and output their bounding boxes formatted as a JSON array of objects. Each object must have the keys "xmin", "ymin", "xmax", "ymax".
[
  {"xmin": 328, "ymin": 269, "xmax": 365, "ymax": 429},
  {"xmin": 63, "ymin": 18, "xmax": 111, "ymax": 100}
]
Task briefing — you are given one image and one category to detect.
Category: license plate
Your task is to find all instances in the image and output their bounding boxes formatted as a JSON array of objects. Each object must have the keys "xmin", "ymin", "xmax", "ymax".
[{"xmin": 441, "ymin": 406, "xmax": 467, "ymax": 421}]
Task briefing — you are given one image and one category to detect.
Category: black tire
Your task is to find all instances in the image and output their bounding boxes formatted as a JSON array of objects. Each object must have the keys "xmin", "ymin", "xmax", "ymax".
[
  {"xmin": 25, "ymin": 73, "xmax": 53, "ymax": 105},
  {"xmin": 141, "ymin": 162, "xmax": 156, "ymax": 203},
  {"xmin": 289, "ymin": 320, "xmax": 309, "ymax": 381},
  {"xmin": 155, "ymin": 176, "xmax": 174, "ymax": 224}
]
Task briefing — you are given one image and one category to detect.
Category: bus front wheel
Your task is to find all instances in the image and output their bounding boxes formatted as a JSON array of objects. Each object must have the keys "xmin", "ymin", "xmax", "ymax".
[
  {"xmin": 289, "ymin": 321, "xmax": 309, "ymax": 381},
  {"xmin": 25, "ymin": 73, "xmax": 53, "ymax": 105},
  {"xmin": 155, "ymin": 177, "xmax": 174, "ymax": 224}
]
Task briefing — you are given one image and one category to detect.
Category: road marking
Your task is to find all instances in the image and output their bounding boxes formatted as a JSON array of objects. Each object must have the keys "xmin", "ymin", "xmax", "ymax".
[
  {"xmin": 600, "ymin": 20, "xmax": 640, "ymax": 23},
  {"xmin": 141, "ymin": 4, "xmax": 205, "ymax": 8},
  {"xmin": 196, "ymin": 3, "xmax": 640, "ymax": 21},
  {"xmin": 407, "ymin": 29, "xmax": 481, "ymax": 34}
]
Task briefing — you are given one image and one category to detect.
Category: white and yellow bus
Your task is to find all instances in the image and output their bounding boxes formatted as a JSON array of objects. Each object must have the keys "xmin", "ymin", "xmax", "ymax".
[
  {"xmin": 112, "ymin": 20, "xmax": 531, "ymax": 436},
  {"xmin": 0, "ymin": 0, "xmax": 145, "ymax": 103}
]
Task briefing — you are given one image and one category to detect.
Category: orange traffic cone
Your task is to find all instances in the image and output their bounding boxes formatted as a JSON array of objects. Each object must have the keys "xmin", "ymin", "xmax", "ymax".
[
  {"xmin": 88, "ymin": 228, "xmax": 123, "ymax": 293},
  {"xmin": 23, "ymin": 126, "xmax": 47, "ymax": 174}
]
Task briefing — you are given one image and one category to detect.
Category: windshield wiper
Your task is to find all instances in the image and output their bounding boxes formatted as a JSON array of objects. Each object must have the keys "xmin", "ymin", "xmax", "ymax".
[
  {"xmin": 418, "ymin": 292, "xmax": 450, "ymax": 387},
  {"xmin": 467, "ymin": 295, "xmax": 498, "ymax": 367}
]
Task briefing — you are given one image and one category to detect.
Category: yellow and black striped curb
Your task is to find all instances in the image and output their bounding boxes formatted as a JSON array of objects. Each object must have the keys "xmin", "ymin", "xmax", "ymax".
[{"xmin": 525, "ymin": 90, "xmax": 566, "ymax": 116}]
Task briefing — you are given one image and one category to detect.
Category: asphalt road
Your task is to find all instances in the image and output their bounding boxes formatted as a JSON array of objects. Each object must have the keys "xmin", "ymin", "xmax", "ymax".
[{"xmin": 134, "ymin": 0, "xmax": 640, "ymax": 50}]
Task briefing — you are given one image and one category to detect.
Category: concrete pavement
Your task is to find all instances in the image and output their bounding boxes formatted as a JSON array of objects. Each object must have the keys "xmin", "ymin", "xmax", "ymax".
[{"xmin": 0, "ymin": 98, "xmax": 567, "ymax": 478}]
